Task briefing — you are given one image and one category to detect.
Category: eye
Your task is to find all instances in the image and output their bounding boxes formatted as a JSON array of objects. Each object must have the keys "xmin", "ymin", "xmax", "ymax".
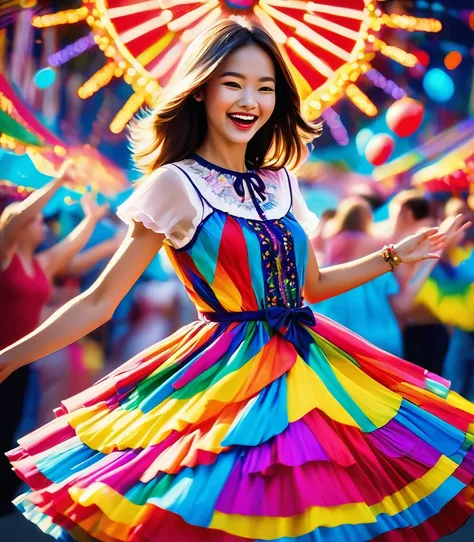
[
  {"xmin": 223, "ymin": 81, "xmax": 241, "ymax": 89},
  {"xmin": 260, "ymin": 86, "xmax": 274, "ymax": 92}
]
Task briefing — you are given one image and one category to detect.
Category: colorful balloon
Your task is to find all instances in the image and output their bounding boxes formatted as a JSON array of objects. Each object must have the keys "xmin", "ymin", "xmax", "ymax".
[
  {"xmin": 386, "ymin": 98, "xmax": 425, "ymax": 138},
  {"xmin": 365, "ymin": 134, "xmax": 395, "ymax": 166}
]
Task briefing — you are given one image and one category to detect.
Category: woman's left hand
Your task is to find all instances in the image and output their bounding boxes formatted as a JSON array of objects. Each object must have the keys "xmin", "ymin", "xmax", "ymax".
[{"xmin": 395, "ymin": 227, "xmax": 446, "ymax": 264}]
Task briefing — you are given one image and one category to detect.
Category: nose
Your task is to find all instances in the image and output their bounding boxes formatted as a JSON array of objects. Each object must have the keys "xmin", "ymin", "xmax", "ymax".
[{"xmin": 237, "ymin": 88, "xmax": 258, "ymax": 111}]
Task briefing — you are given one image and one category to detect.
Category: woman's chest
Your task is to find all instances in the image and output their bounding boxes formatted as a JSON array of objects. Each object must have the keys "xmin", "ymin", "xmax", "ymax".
[
  {"xmin": 0, "ymin": 256, "xmax": 51, "ymax": 305},
  {"xmin": 174, "ymin": 211, "xmax": 308, "ymax": 277}
]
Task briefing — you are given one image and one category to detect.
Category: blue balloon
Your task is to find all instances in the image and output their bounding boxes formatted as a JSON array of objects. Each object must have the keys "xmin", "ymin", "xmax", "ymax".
[
  {"xmin": 423, "ymin": 68, "xmax": 454, "ymax": 103},
  {"xmin": 34, "ymin": 67, "xmax": 56, "ymax": 89}
]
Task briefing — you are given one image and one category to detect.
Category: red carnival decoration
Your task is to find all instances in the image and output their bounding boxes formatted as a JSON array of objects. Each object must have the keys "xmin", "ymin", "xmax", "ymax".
[
  {"xmin": 365, "ymin": 133, "xmax": 395, "ymax": 166},
  {"xmin": 386, "ymin": 97, "xmax": 425, "ymax": 138},
  {"xmin": 31, "ymin": 1, "xmax": 442, "ymax": 133}
]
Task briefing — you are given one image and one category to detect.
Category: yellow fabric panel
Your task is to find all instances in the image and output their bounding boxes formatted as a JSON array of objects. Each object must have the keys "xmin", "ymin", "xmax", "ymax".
[
  {"xmin": 312, "ymin": 334, "xmax": 402, "ymax": 428},
  {"xmin": 68, "ymin": 454, "xmax": 463, "ymax": 540},
  {"xmin": 69, "ymin": 346, "xmax": 270, "ymax": 452},
  {"xmin": 210, "ymin": 455, "xmax": 460, "ymax": 538},
  {"xmin": 286, "ymin": 355, "xmax": 358, "ymax": 427}
]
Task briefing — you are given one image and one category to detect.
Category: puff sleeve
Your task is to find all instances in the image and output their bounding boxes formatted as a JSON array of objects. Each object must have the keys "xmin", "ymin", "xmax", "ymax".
[
  {"xmin": 116, "ymin": 166, "xmax": 203, "ymax": 249},
  {"xmin": 287, "ymin": 170, "xmax": 319, "ymax": 237}
]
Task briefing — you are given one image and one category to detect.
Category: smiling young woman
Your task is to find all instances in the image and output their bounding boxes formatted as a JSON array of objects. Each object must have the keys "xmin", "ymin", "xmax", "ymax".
[
  {"xmin": 0, "ymin": 16, "xmax": 473, "ymax": 542},
  {"xmin": 130, "ymin": 19, "xmax": 320, "ymax": 174}
]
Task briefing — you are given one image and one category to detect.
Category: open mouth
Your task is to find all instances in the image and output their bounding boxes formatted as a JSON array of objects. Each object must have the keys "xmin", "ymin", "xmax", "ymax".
[{"xmin": 227, "ymin": 113, "xmax": 258, "ymax": 130}]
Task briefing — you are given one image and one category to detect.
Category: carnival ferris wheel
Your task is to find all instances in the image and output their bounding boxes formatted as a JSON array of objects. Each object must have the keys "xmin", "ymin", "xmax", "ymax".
[{"xmin": 31, "ymin": 0, "xmax": 441, "ymax": 133}]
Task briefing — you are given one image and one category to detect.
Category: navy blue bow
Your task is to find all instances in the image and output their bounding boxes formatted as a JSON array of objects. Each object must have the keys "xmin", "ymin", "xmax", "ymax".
[
  {"xmin": 201, "ymin": 306, "xmax": 316, "ymax": 343},
  {"xmin": 233, "ymin": 173, "xmax": 266, "ymax": 202},
  {"xmin": 265, "ymin": 306, "xmax": 316, "ymax": 341}
]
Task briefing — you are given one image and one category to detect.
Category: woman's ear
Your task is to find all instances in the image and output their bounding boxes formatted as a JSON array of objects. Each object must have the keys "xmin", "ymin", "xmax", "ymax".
[{"xmin": 193, "ymin": 92, "xmax": 203, "ymax": 102}]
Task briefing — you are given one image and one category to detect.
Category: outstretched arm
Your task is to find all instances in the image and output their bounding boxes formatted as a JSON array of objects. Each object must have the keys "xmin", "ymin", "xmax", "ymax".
[
  {"xmin": 58, "ymin": 231, "xmax": 125, "ymax": 277},
  {"xmin": 0, "ymin": 221, "xmax": 164, "ymax": 382},
  {"xmin": 0, "ymin": 161, "xmax": 77, "ymax": 264},
  {"xmin": 38, "ymin": 193, "xmax": 110, "ymax": 279},
  {"xmin": 304, "ymin": 228, "xmax": 445, "ymax": 304}
]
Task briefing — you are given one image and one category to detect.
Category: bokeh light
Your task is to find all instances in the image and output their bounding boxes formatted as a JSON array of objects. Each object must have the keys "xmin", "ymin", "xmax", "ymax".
[
  {"xmin": 33, "ymin": 67, "xmax": 56, "ymax": 89},
  {"xmin": 423, "ymin": 68, "xmax": 455, "ymax": 102},
  {"xmin": 413, "ymin": 49, "xmax": 430, "ymax": 67},
  {"xmin": 468, "ymin": 11, "xmax": 474, "ymax": 31},
  {"xmin": 444, "ymin": 51, "xmax": 462, "ymax": 70}
]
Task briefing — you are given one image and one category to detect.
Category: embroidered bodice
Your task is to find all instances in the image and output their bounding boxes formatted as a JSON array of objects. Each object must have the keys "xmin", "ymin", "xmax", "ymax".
[{"xmin": 117, "ymin": 155, "xmax": 318, "ymax": 313}]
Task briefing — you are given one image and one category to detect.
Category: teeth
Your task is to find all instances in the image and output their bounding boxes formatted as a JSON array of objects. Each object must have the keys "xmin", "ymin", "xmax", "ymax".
[{"xmin": 229, "ymin": 114, "xmax": 256, "ymax": 121}]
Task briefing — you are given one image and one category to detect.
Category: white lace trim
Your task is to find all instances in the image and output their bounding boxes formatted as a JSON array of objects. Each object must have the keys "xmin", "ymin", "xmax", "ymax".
[
  {"xmin": 117, "ymin": 158, "xmax": 318, "ymax": 250},
  {"xmin": 171, "ymin": 158, "xmax": 291, "ymax": 221}
]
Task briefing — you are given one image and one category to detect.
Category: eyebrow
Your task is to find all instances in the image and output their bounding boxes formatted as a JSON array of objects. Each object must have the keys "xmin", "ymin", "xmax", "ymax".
[{"xmin": 219, "ymin": 71, "xmax": 275, "ymax": 83}]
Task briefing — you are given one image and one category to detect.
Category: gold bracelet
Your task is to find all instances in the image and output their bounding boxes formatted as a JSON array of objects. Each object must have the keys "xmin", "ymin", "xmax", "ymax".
[{"xmin": 381, "ymin": 244, "xmax": 401, "ymax": 271}]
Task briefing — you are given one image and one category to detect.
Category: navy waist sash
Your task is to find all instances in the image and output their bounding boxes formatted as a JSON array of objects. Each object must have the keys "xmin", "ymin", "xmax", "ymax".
[{"xmin": 201, "ymin": 306, "xmax": 316, "ymax": 341}]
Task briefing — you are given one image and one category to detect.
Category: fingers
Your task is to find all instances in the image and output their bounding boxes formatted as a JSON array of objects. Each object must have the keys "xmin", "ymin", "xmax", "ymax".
[
  {"xmin": 458, "ymin": 220, "xmax": 472, "ymax": 234},
  {"xmin": 429, "ymin": 234, "xmax": 446, "ymax": 248},
  {"xmin": 424, "ymin": 253, "xmax": 442, "ymax": 260},
  {"xmin": 441, "ymin": 214, "xmax": 470, "ymax": 235},
  {"xmin": 427, "ymin": 233, "xmax": 446, "ymax": 245},
  {"xmin": 421, "ymin": 227, "xmax": 440, "ymax": 238}
]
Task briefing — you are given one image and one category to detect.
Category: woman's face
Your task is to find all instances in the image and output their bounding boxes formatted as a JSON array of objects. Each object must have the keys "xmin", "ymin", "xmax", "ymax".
[
  {"xmin": 23, "ymin": 213, "xmax": 47, "ymax": 246},
  {"xmin": 200, "ymin": 43, "xmax": 276, "ymax": 146}
]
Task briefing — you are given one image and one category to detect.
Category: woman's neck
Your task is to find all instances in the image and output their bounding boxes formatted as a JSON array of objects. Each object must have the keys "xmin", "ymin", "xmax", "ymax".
[
  {"xmin": 197, "ymin": 134, "xmax": 248, "ymax": 173},
  {"xmin": 16, "ymin": 238, "xmax": 36, "ymax": 261}
]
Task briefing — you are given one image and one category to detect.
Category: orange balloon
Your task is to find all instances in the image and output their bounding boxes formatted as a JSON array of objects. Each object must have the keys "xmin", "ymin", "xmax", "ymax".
[
  {"xmin": 365, "ymin": 134, "xmax": 395, "ymax": 166},
  {"xmin": 386, "ymin": 98, "xmax": 424, "ymax": 138}
]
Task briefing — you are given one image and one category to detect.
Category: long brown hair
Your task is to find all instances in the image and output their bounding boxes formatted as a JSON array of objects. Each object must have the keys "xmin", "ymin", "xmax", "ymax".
[{"xmin": 130, "ymin": 17, "xmax": 321, "ymax": 175}]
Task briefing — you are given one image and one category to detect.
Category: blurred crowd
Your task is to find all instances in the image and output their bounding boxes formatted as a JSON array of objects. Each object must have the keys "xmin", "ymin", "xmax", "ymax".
[
  {"xmin": 1, "ymin": 167, "xmax": 474, "ymax": 518},
  {"xmin": 311, "ymin": 189, "xmax": 474, "ymax": 401}
]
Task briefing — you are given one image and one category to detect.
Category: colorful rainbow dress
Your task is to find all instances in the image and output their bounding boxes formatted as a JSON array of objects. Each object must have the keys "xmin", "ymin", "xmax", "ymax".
[{"xmin": 7, "ymin": 155, "xmax": 474, "ymax": 541}]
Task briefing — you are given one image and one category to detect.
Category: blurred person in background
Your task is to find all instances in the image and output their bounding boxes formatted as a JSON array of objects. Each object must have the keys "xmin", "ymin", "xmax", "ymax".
[
  {"xmin": 0, "ymin": 164, "xmax": 108, "ymax": 516},
  {"xmin": 376, "ymin": 189, "xmax": 435, "ymax": 242},
  {"xmin": 120, "ymin": 279, "xmax": 183, "ymax": 361},
  {"xmin": 440, "ymin": 197, "xmax": 474, "ymax": 401},
  {"xmin": 444, "ymin": 196, "xmax": 474, "ymax": 246},
  {"xmin": 309, "ymin": 208, "xmax": 336, "ymax": 261},
  {"xmin": 311, "ymin": 197, "xmax": 433, "ymax": 356},
  {"xmin": 381, "ymin": 190, "xmax": 450, "ymax": 374}
]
